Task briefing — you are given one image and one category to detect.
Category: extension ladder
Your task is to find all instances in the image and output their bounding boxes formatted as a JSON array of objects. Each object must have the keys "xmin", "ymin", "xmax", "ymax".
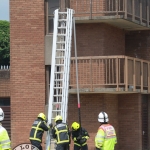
[{"xmin": 46, "ymin": 8, "xmax": 74, "ymax": 150}]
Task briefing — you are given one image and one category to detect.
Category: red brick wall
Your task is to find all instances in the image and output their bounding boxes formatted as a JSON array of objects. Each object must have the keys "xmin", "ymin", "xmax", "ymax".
[
  {"xmin": 0, "ymin": 70, "xmax": 10, "ymax": 97},
  {"xmin": 125, "ymin": 31, "xmax": 150, "ymax": 61},
  {"xmin": 10, "ymin": 0, "xmax": 45, "ymax": 148},
  {"xmin": 68, "ymin": 94, "xmax": 118, "ymax": 150},
  {"xmin": 118, "ymin": 94, "xmax": 142, "ymax": 150},
  {"xmin": 71, "ymin": 23, "xmax": 125, "ymax": 57},
  {"xmin": 68, "ymin": 93, "xmax": 142, "ymax": 150},
  {"xmin": 70, "ymin": 0, "xmax": 105, "ymax": 17}
]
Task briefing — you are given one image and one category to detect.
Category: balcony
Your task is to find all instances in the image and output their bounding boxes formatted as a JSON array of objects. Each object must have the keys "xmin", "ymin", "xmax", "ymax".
[
  {"xmin": 69, "ymin": 55, "xmax": 150, "ymax": 94},
  {"xmin": 70, "ymin": 0, "xmax": 150, "ymax": 30}
]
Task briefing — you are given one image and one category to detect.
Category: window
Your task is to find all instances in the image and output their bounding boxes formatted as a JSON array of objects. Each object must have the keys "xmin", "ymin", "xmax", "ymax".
[
  {"xmin": 0, "ymin": 98, "xmax": 10, "ymax": 106},
  {"xmin": 45, "ymin": 65, "xmax": 51, "ymax": 105},
  {"xmin": 46, "ymin": 0, "xmax": 59, "ymax": 34}
]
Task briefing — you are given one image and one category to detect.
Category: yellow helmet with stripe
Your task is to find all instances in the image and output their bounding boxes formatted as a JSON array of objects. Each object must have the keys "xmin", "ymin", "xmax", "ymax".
[
  {"xmin": 38, "ymin": 113, "xmax": 46, "ymax": 121},
  {"xmin": 55, "ymin": 115, "xmax": 62, "ymax": 122},
  {"xmin": 71, "ymin": 122, "xmax": 80, "ymax": 131}
]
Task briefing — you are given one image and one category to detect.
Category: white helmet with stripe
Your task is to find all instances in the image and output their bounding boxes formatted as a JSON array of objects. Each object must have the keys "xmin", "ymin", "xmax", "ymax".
[
  {"xmin": 0, "ymin": 108, "xmax": 4, "ymax": 121},
  {"xmin": 98, "ymin": 111, "xmax": 109, "ymax": 123}
]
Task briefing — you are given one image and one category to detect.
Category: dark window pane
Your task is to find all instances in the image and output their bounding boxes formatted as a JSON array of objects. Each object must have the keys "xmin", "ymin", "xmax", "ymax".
[
  {"xmin": 48, "ymin": 0, "xmax": 59, "ymax": 15},
  {"xmin": 0, "ymin": 98, "xmax": 10, "ymax": 106},
  {"xmin": 49, "ymin": 16, "xmax": 54, "ymax": 33}
]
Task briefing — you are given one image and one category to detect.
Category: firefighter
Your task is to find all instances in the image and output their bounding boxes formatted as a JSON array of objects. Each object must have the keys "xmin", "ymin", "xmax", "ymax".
[
  {"xmin": 0, "ymin": 107, "xmax": 11, "ymax": 150},
  {"xmin": 51, "ymin": 115, "xmax": 70, "ymax": 150},
  {"xmin": 29, "ymin": 113, "xmax": 50, "ymax": 150},
  {"xmin": 71, "ymin": 122, "xmax": 89, "ymax": 150},
  {"xmin": 95, "ymin": 112, "xmax": 117, "ymax": 150}
]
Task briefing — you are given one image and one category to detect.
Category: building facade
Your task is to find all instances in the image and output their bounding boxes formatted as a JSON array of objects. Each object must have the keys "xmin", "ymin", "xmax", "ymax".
[{"xmin": 3, "ymin": 0, "xmax": 150, "ymax": 150}]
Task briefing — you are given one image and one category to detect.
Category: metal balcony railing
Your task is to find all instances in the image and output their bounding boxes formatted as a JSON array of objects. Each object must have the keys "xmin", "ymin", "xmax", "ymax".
[
  {"xmin": 70, "ymin": 0, "xmax": 150, "ymax": 27},
  {"xmin": 69, "ymin": 55, "xmax": 150, "ymax": 93},
  {"xmin": 45, "ymin": 0, "xmax": 150, "ymax": 33},
  {"xmin": 0, "ymin": 65, "xmax": 10, "ymax": 70}
]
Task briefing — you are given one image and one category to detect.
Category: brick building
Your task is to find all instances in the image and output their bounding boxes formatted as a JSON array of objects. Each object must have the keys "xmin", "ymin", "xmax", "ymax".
[{"xmin": 0, "ymin": 0, "xmax": 149, "ymax": 150}]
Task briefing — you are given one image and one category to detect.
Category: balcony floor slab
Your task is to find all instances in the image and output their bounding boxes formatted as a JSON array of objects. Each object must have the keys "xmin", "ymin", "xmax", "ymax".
[
  {"xmin": 69, "ymin": 88, "xmax": 149, "ymax": 94},
  {"xmin": 75, "ymin": 15, "xmax": 150, "ymax": 31}
]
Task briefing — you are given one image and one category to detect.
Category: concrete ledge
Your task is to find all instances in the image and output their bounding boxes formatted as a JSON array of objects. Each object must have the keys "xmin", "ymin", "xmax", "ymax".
[
  {"xmin": 74, "ymin": 15, "xmax": 150, "ymax": 31},
  {"xmin": 69, "ymin": 88, "xmax": 149, "ymax": 94}
]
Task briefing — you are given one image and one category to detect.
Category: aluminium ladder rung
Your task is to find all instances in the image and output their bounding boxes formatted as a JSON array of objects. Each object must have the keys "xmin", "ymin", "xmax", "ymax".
[
  {"xmin": 54, "ymin": 71, "xmax": 64, "ymax": 73},
  {"xmin": 57, "ymin": 34, "xmax": 66, "ymax": 36},
  {"xmin": 58, "ymin": 12, "xmax": 67, "ymax": 14},
  {"xmin": 56, "ymin": 41, "xmax": 65, "ymax": 44},
  {"xmin": 52, "ymin": 110, "xmax": 61, "ymax": 112},
  {"xmin": 57, "ymin": 27, "xmax": 66, "ymax": 29},
  {"xmin": 53, "ymin": 100, "xmax": 62, "ymax": 101},
  {"xmin": 53, "ymin": 87, "xmax": 63, "ymax": 89},
  {"xmin": 56, "ymin": 49, "xmax": 66, "ymax": 51},
  {"xmin": 54, "ymin": 79, "xmax": 63, "ymax": 81},
  {"xmin": 55, "ymin": 64, "xmax": 64, "ymax": 66},
  {"xmin": 55, "ymin": 56, "xmax": 65, "ymax": 58},
  {"xmin": 58, "ymin": 19, "xmax": 67, "ymax": 22},
  {"xmin": 52, "ymin": 103, "xmax": 62, "ymax": 105}
]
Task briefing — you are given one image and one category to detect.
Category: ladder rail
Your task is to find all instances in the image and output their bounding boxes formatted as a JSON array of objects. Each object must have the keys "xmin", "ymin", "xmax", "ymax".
[
  {"xmin": 63, "ymin": 9, "xmax": 73, "ymax": 122},
  {"xmin": 46, "ymin": 9, "xmax": 59, "ymax": 150},
  {"xmin": 62, "ymin": 9, "xmax": 70, "ymax": 122},
  {"xmin": 47, "ymin": 9, "xmax": 59, "ymax": 124}
]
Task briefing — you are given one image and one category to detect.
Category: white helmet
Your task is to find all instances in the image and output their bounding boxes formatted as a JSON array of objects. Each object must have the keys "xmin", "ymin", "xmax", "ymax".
[
  {"xmin": 0, "ymin": 108, "xmax": 4, "ymax": 121},
  {"xmin": 98, "ymin": 112, "xmax": 109, "ymax": 123}
]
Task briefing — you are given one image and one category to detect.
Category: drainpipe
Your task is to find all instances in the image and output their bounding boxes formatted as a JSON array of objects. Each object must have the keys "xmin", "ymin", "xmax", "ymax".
[
  {"xmin": 60, "ymin": 0, "xmax": 70, "ymax": 11},
  {"xmin": 90, "ymin": 0, "xmax": 92, "ymax": 20}
]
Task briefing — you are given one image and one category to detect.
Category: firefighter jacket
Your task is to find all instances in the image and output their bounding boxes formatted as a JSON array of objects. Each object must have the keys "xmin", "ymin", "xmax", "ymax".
[
  {"xmin": 72, "ymin": 127, "xmax": 89, "ymax": 147},
  {"xmin": 0, "ymin": 123, "xmax": 11, "ymax": 150},
  {"xmin": 29, "ymin": 118, "xmax": 49, "ymax": 142},
  {"xmin": 52, "ymin": 122, "xmax": 70, "ymax": 144},
  {"xmin": 95, "ymin": 123, "xmax": 117, "ymax": 150}
]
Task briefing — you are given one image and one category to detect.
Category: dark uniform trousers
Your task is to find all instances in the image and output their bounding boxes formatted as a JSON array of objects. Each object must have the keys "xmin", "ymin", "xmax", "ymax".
[
  {"xmin": 72, "ymin": 127, "xmax": 89, "ymax": 150},
  {"xmin": 30, "ymin": 140, "xmax": 42, "ymax": 150},
  {"xmin": 74, "ymin": 144, "xmax": 88, "ymax": 150},
  {"xmin": 56, "ymin": 143, "xmax": 69, "ymax": 150}
]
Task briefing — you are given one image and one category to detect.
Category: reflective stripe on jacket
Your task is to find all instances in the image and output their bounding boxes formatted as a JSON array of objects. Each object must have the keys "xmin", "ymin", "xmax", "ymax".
[
  {"xmin": 52, "ymin": 123, "xmax": 69, "ymax": 144},
  {"xmin": 95, "ymin": 124, "xmax": 117, "ymax": 150},
  {"xmin": 29, "ymin": 118, "xmax": 49, "ymax": 142},
  {"xmin": 0, "ymin": 124, "xmax": 11, "ymax": 150},
  {"xmin": 72, "ymin": 127, "xmax": 89, "ymax": 147}
]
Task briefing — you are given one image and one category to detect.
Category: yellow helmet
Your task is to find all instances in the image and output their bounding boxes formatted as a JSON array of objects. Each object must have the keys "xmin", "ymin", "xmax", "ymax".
[
  {"xmin": 71, "ymin": 122, "xmax": 80, "ymax": 131},
  {"xmin": 55, "ymin": 115, "xmax": 62, "ymax": 122},
  {"xmin": 38, "ymin": 113, "xmax": 46, "ymax": 121}
]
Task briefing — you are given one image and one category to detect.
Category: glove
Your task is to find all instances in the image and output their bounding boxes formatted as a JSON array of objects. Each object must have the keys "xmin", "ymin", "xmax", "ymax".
[
  {"xmin": 49, "ymin": 123, "xmax": 53, "ymax": 128},
  {"xmin": 76, "ymin": 135, "xmax": 82, "ymax": 140},
  {"xmin": 80, "ymin": 138, "xmax": 86, "ymax": 144},
  {"xmin": 85, "ymin": 136, "xmax": 89, "ymax": 140}
]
